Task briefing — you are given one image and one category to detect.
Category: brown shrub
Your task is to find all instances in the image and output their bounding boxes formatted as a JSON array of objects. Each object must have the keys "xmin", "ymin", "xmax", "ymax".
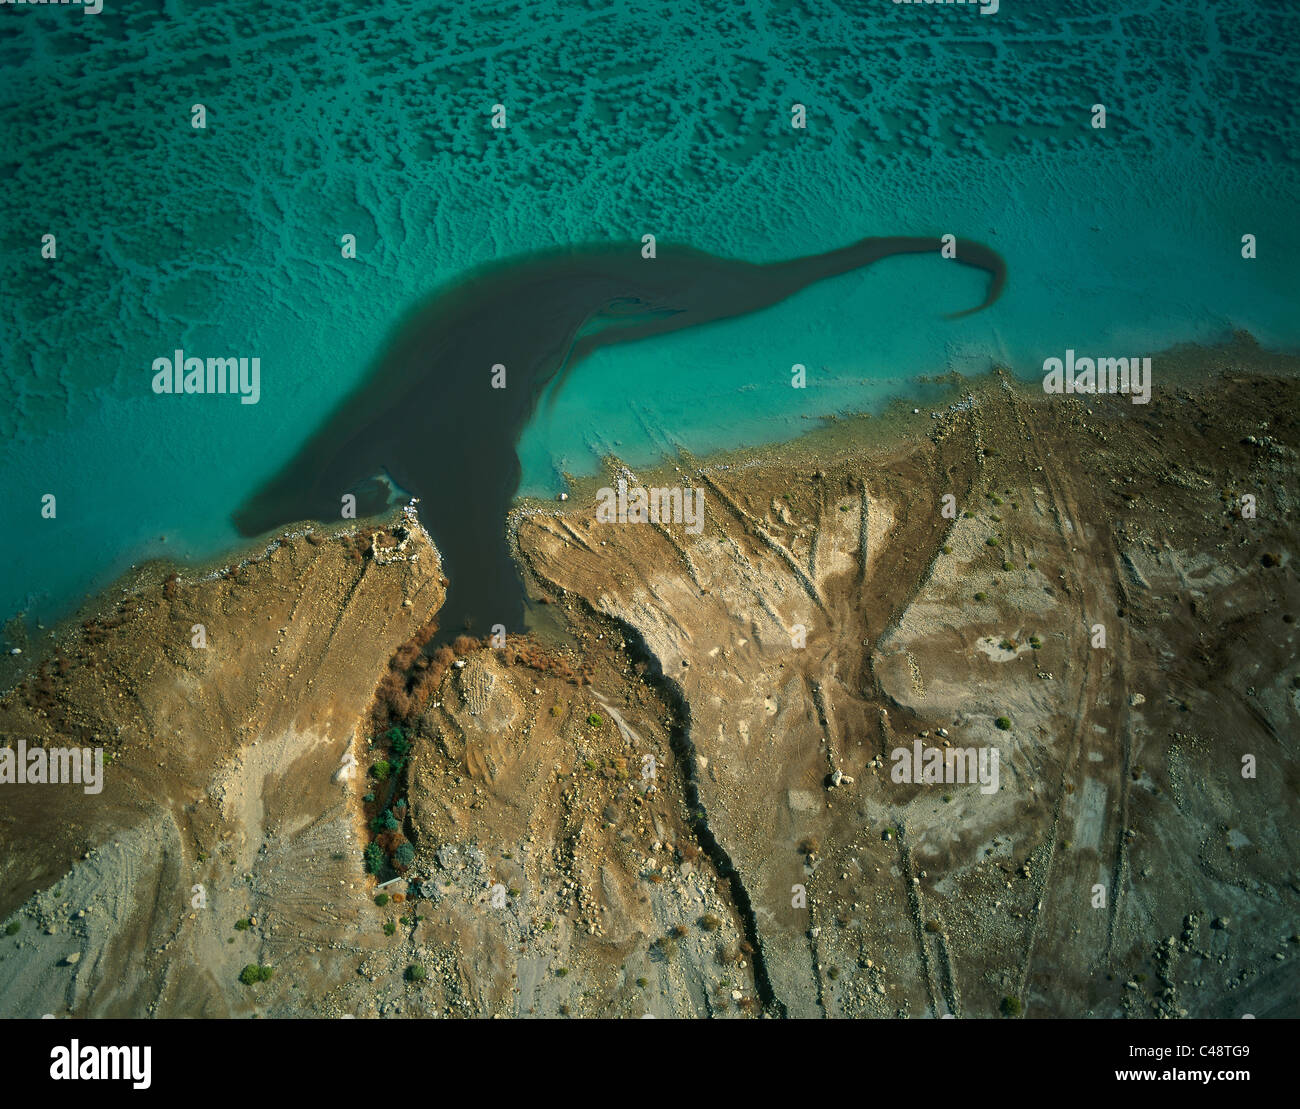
[
  {"xmin": 375, "ymin": 832, "xmax": 406, "ymax": 854},
  {"xmin": 369, "ymin": 620, "xmax": 446, "ymax": 731},
  {"xmin": 391, "ymin": 641, "xmax": 422, "ymax": 670}
]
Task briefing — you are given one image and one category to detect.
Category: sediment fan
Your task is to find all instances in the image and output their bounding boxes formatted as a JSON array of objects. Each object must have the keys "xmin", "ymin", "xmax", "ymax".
[{"xmin": 233, "ymin": 235, "xmax": 1005, "ymax": 635}]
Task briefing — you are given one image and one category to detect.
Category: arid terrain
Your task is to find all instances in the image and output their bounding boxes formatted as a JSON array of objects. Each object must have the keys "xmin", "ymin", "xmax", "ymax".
[{"xmin": 1, "ymin": 336, "xmax": 1297, "ymax": 1019}]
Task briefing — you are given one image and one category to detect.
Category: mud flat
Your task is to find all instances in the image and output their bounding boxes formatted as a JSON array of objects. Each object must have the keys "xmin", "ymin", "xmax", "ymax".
[{"xmin": 2, "ymin": 334, "xmax": 1297, "ymax": 1018}]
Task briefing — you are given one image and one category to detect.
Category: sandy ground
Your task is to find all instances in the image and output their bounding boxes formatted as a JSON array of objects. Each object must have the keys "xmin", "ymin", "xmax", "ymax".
[
  {"xmin": 517, "ymin": 342, "xmax": 1299, "ymax": 1018},
  {"xmin": 1, "ymin": 336, "xmax": 1296, "ymax": 1018},
  {"xmin": 0, "ymin": 513, "xmax": 445, "ymax": 1017}
]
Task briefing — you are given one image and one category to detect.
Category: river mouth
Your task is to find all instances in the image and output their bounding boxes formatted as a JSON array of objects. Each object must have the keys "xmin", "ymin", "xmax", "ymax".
[{"xmin": 233, "ymin": 237, "xmax": 1005, "ymax": 645}]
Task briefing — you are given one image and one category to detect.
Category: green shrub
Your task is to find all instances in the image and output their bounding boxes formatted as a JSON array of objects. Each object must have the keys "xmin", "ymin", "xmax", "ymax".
[
  {"xmin": 985, "ymin": 537, "xmax": 999, "ymax": 547},
  {"xmin": 371, "ymin": 810, "xmax": 399, "ymax": 834},
  {"xmin": 383, "ymin": 920, "xmax": 396, "ymax": 936},
  {"xmin": 555, "ymin": 967, "xmax": 569, "ymax": 978},
  {"xmin": 364, "ymin": 842, "xmax": 387, "ymax": 875},
  {"xmin": 995, "ymin": 717, "xmax": 1011, "ymax": 731},
  {"xmin": 1000, "ymin": 995, "xmax": 1021, "ymax": 1017},
  {"xmin": 973, "ymin": 592, "xmax": 987, "ymax": 602},
  {"xmin": 394, "ymin": 843, "xmax": 415, "ymax": 868},
  {"xmin": 636, "ymin": 977, "xmax": 648, "ymax": 988},
  {"xmin": 370, "ymin": 760, "xmax": 391, "ymax": 782},
  {"xmin": 239, "ymin": 964, "xmax": 274, "ymax": 985},
  {"xmin": 374, "ymin": 893, "xmax": 389, "ymax": 907},
  {"xmin": 587, "ymin": 713, "xmax": 603, "ymax": 727},
  {"xmin": 405, "ymin": 964, "xmax": 427, "ymax": 982},
  {"xmin": 234, "ymin": 918, "xmax": 251, "ymax": 931},
  {"xmin": 4, "ymin": 921, "xmax": 19, "ymax": 936}
]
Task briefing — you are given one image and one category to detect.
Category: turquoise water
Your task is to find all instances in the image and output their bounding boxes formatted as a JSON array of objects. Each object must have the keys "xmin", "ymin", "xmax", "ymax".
[{"xmin": 1, "ymin": 0, "xmax": 1296, "ymax": 626}]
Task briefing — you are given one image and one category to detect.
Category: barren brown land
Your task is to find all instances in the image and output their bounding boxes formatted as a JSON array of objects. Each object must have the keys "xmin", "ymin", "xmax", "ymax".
[{"xmin": 1, "ymin": 336, "xmax": 1297, "ymax": 1019}]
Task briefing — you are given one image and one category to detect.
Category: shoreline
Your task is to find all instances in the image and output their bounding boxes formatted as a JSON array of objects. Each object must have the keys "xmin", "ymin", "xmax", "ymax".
[
  {"xmin": 5, "ymin": 330, "xmax": 1296, "ymax": 689},
  {"xmin": 0, "ymin": 504, "xmax": 432, "ymax": 700},
  {"xmin": 2, "ymin": 336, "xmax": 1296, "ymax": 1018},
  {"xmin": 513, "ymin": 328, "xmax": 1298, "ymax": 523}
]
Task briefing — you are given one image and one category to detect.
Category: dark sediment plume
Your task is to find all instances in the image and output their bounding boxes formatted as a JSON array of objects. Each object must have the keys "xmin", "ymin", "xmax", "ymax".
[{"xmin": 233, "ymin": 237, "xmax": 1006, "ymax": 641}]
